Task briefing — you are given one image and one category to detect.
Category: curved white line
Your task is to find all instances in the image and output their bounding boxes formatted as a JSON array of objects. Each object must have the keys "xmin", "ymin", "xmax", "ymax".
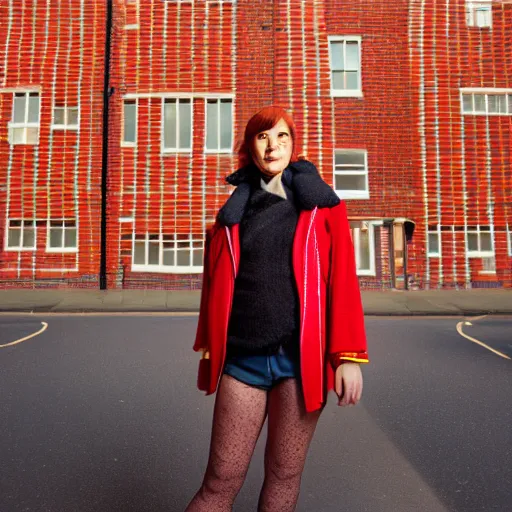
[
  {"xmin": 0, "ymin": 321, "xmax": 48, "ymax": 348},
  {"xmin": 456, "ymin": 321, "xmax": 510, "ymax": 361}
]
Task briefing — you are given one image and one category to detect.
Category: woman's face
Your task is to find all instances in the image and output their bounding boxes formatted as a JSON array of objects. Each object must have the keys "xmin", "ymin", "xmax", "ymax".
[{"xmin": 251, "ymin": 118, "xmax": 293, "ymax": 177}]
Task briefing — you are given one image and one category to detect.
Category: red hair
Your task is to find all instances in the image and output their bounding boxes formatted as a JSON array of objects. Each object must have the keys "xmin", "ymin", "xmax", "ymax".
[{"xmin": 237, "ymin": 106, "xmax": 300, "ymax": 168}]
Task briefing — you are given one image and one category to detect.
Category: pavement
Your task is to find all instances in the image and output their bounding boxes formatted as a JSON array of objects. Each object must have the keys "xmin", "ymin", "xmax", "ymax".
[{"xmin": 0, "ymin": 287, "xmax": 511, "ymax": 315}]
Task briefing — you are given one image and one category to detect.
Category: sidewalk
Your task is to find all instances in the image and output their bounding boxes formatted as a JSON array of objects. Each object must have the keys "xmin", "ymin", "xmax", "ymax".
[{"xmin": 0, "ymin": 288, "xmax": 511, "ymax": 315}]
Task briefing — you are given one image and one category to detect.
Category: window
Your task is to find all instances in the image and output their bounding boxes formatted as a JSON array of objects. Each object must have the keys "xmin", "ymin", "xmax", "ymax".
[
  {"xmin": 349, "ymin": 221, "xmax": 375, "ymax": 276},
  {"xmin": 334, "ymin": 150, "xmax": 369, "ymax": 200},
  {"xmin": 329, "ymin": 37, "xmax": 362, "ymax": 97},
  {"xmin": 466, "ymin": 1, "xmax": 492, "ymax": 28},
  {"xmin": 8, "ymin": 92, "xmax": 40, "ymax": 145},
  {"xmin": 462, "ymin": 92, "xmax": 512, "ymax": 115},
  {"xmin": 163, "ymin": 98, "xmax": 192, "ymax": 152},
  {"xmin": 466, "ymin": 226, "xmax": 493, "ymax": 257},
  {"xmin": 428, "ymin": 228, "xmax": 441, "ymax": 257},
  {"xmin": 47, "ymin": 220, "xmax": 77, "ymax": 252},
  {"xmin": 507, "ymin": 226, "xmax": 512, "ymax": 257},
  {"xmin": 122, "ymin": 99, "xmax": 137, "ymax": 146},
  {"xmin": 52, "ymin": 105, "xmax": 79, "ymax": 129},
  {"xmin": 5, "ymin": 220, "xmax": 36, "ymax": 251},
  {"xmin": 206, "ymin": 98, "xmax": 233, "ymax": 152},
  {"xmin": 132, "ymin": 233, "xmax": 204, "ymax": 273}
]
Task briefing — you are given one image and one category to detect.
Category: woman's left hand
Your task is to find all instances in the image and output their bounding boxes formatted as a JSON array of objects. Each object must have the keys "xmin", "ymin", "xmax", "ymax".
[{"xmin": 335, "ymin": 362, "xmax": 363, "ymax": 406}]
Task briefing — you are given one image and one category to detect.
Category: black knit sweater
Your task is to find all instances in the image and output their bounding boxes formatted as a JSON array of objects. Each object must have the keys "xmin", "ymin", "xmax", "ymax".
[{"xmin": 226, "ymin": 184, "xmax": 300, "ymax": 355}]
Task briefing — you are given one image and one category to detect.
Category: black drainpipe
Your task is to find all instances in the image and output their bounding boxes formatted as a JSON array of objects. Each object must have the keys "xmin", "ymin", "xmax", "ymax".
[{"xmin": 100, "ymin": 0, "xmax": 113, "ymax": 290}]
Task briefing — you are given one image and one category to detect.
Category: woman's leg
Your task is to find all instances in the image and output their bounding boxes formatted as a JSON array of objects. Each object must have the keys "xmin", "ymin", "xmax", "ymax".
[
  {"xmin": 257, "ymin": 378, "xmax": 323, "ymax": 512},
  {"xmin": 186, "ymin": 374, "xmax": 268, "ymax": 512}
]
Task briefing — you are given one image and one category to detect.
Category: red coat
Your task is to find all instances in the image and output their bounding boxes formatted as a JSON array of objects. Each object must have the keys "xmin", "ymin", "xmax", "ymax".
[{"xmin": 194, "ymin": 199, "xmax": 369, "ymax": 413}]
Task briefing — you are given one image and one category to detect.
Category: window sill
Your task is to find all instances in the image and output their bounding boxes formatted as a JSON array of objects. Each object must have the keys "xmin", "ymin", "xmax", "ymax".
[
  {"xmin": 204, "ymin": 149, "xmax": 233, "ymax": 155},
  {"xmin": 52, "ymin": 125, "xmax": 79, "ymax": 131},
  {"xmin": 335, "ymin": 191, "xmax": 370, "ymax": 200},
  {"xmin": 356, "ymin": 270, "xmax": 376, "ymax": 277},
  {"xmin": 4, "ymin": 247, "xmax": 37, "ymax": 252},
  {"xmin": 331, "ymin": 90, "xmax": 363, "ymax": 98},
  {"xmin": 131, "ymin": 264, "xmax": 203, "ymax": 274},
  {"xmin": 121, "ymin": 142, "xmax": 136, "ymax": 148}
]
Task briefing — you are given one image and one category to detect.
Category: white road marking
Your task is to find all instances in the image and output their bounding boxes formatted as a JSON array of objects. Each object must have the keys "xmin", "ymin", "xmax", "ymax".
[
  {"xmin": 0, "ymin": 321, "xmax": 48, "ymax": 348},
  {"xmin": 456, "ymin": 321, "xmax": 510, "ymax": 361}
]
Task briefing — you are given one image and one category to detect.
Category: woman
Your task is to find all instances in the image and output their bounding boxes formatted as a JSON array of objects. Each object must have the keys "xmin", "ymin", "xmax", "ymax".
[{"xmin": 186, "ymin": 106, "xmax": 369, "ymax": 512}]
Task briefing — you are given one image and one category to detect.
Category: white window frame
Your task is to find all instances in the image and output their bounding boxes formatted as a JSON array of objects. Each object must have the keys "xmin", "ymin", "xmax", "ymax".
[
  {"xmin": 122, "ymin": 98, "xmax": 138, "ymax": 147},
  {"xmin": 8, "ymin": 91, "xmax": 40, "ymax": 145},
  {"xmin": 466, "ymin": 226, "xmax": 494, "ymax": 258},
  {"xmin": 328, "ymin": 36, "xmax": 362, "ymax": 98},
  {"xmin": 4, "ymin": 219, "xmax": 36, "ymax": 251},
  {"xmin": 333, "ymin": 149, "xmax": 369, "ymax": 200},
  {"xmin": 131, "ymin": 233, "xmax": 204, "ymax": 274},
  {"xmin": 46, "ymin": 220, "xmax": 78, "ymax": 253},
  {"xmin": 427, "ymin": 227, "xmax": 441, "ymax": 257},
  {"xmin": 162, "ymin": 97, "xmax": 193, "ymax": 154},
  {"xmin": 349, "ymin": 221, "xmax": 376, "ymax": 276},
  {"xmin": 507, "ymin": 225, "xmax": 512, "ymax": 257},
  {"xmin": 461, "ymin": 89, "xmax": 512, "ymax": 116},
  {"xmin": 52, "ymin": 105, "xmax": 79, "ymax": 130},
  {"xmin": 205, "ymin": 98, "xmax": 233, "ymax": 154},
  {"xmin": 466, "ymin": 1, "xmax": 493, "ymax": 29}
]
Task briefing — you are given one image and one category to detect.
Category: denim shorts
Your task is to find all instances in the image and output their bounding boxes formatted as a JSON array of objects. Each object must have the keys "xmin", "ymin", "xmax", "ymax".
[{"xmin": 223, "ymin": 345, "xmax": 301, "ymax": 391}]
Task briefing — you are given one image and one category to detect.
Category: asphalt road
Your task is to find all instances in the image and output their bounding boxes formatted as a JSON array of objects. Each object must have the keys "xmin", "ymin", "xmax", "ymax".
[{"xmin": 1, "ymin": 314, "xmax": 510, "ymax": 512}]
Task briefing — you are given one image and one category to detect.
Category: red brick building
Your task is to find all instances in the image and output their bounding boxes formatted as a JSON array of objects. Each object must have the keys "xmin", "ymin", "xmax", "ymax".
[{"xmin": 1, "ymin": 0, "xmax": 511, "ymax": 290}]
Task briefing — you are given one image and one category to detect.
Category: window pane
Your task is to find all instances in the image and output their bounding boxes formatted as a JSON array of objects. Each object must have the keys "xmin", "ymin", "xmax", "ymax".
[
  {"xmin": 336, "ymin": 151, "xmax": 365, "ymax": 167},
  {"xmin": 345, "ymin": 42, "xmax": 359, "ymax": 70},
  {"xmin": 508, "ymin": 95, "xmax": 512, "ymax": 114},
  {"xmin": 480, "ymin": 232, "xmax": 492, "ymax": 252},
  {"xmin": 14, "ymin": 94, "xmax": 26, "ymax": 123},
  {"xmin": 497, "ymin": 95, "xmax": 506, "ymax": 113},
  {"xmin": 12, "ymin": 127, "xmax": 25, "ymax": 144},
  {"xmin": 164, "ymin": 100, "xmax": 177, "ymax": 149},
  {"xmin": 330, "ymin": 42, "xmax": 344, "ymax": 70},
  {"xmin": 8, "ymin": 228, "xmax": 21, "ymax": 247},
  {"xmin": 134, "ymin": 241, "xmax": 145, "ymax": 264},
  {"xmin": 163, "ymin": 250, "xmax": 175, "ymax": 266},
  {"xmin": 358, "ymin": 229, "xmax": 370, "ymax": 270},
  {"xmin": 335, "ymin": 174, "xmax": 366, "ymax": 191},
  {"xmin": 124, "ymin": 102, "xmax": 136, "ymax": 143},
  {"xmin": 64, "ymin": 228, "xmax": 77, "ymax": 248},
  {"xmin": 345, "ymin": 71, "xmax": 359, "ymax": 90},
  {"xmin": 54, "ymin": 107, "xmax": 65, "ymax": 125},
  {"xmin": 50, "ymin": 229, "xmax": 63, "ymax": 248},
  {"xmin": 28, "ymin": 94, "xmax": 39, "ymax": 123},
  {"xmin": 179, "ymin": 100, "xmax": 192, "ymax": 149},
  {"xmin": 467, "ymin": 232, "xmax": 478, "ymax": 251},
  {"xmin": 68, "ymin": 108, "xmax": 79, "ymax": 126},
  {"xmin": 332, "ymin": 71, "xmax": 344, "ymax": 90},
  {"xmin": 206, "ymin": 100, "xmax": 218, "ymax": 150},
  {"xmin": 177, "ymin": 250, "xmax": 190, "ymax": 266},
  {"xmin": 193, "ymin": 249, "xmax": 204, "ymax": 267},
  {"xmin": 482, "ymin": 256, "xmax": 495, "ymax": 272},
  {"xmin": 476, "ymin": 7, "xmax": 491, "ymax": 27},
  {"xmin": 474, "ymin": 95, "xmax": 485, "ymax": 112},
  {"xmin": 488, "ymin": 95, "xmax": 498, "ymax": 113},
  {"xmin": 23, "ymin": 228, "xmax": 35, "ymax": 248},
  {"xmin": 428, "ymin": 233, "xmax": 439, "ymax": 254},
  {"xmin": 26, "ymin": 127, "xmax": 38, "ymax": 144},
  {"xmin": 220, "ymin": 100, "xmax": 232, "ymax": 150},
  {"xmin": 148, "ymin": 242, "xmax": 159, "ymax": 265},
  {"xmin": 462, "ymin": 95, "xmax": 473, "ymax": 113}
]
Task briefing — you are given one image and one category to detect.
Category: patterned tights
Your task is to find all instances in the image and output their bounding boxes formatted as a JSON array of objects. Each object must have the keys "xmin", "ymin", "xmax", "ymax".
[{"xmin": 185, "ymin": 375, "xmax": 322, "ymax": 512}]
